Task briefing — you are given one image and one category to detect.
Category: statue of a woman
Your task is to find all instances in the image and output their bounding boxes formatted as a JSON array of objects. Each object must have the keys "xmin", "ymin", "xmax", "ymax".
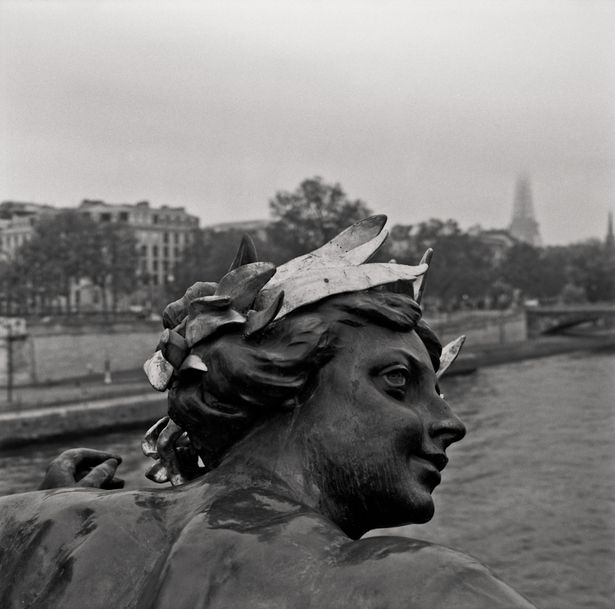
[{"xmin": 0, "ymin": 217, "xmax": 536, "ymax": 608}]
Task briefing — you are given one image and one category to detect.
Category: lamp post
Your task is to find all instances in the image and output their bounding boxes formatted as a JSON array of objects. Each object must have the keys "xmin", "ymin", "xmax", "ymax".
[{"xmin": 0, "ymin": 319, "xmax": 14, "ymax": 405}]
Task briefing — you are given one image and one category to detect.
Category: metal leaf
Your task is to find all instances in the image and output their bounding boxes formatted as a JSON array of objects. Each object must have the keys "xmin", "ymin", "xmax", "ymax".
[
  {"xmin": 413, "ymin": 248, "xmax": 433, "ymax": 304},
  {"xmin": 245, "ymin": 290, "xmax": 285, "ymax": 336},
  {"xmin": 257, "ymin": 262, "xmax": 428, "ymax": 321},
  {"xmin": 216, "ymin": 262, "xmax": 277, "ymax": 312},
  {"xmin": 141, "ymin": 416, "xmax": 169, "ymax": 458},
  {"xmin": 185, "ymin": 309, "xmax": 246, "ymax": 347},
  {"xmin": 145, "ymin": 460, "xmax": 170, "ymax": 484},
  {"xmin": 265, "ymin": 216, "xmax": 388, "ymax": 291},
  {"xmin": 158, "ymin": 328, "xmax": 189, "ymax": 369},
  {"xmin": 228, "ymin": 234, "xmax": 258, "ymax": 271},
  {"xmin": 436, "ymin": 335, "xmax": 466, "ymax": 379},
  {"xmin": 179, "ymin": 354, "xmax": 208, "ymax": 372},
  {"xmin": 143, "ymin": 350, "xmax": 174, "ymax": 391}
]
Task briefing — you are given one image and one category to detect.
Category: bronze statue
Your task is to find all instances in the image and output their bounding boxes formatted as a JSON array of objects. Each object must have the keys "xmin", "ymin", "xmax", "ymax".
[{"xmin": 0, "ymin": 217, "xmax": 536, "ymax": 608}]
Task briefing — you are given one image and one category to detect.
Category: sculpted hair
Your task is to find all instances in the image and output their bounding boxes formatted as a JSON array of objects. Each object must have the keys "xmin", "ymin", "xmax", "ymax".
[{"xmin": 168, "ymin": 289, "xmax": 441, "ymax": 472}]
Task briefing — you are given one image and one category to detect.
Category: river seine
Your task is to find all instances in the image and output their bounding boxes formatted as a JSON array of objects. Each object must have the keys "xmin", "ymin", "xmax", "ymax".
[{"xmin": 1, "ymin": 349, "xmax": 613, "ymax": 609}]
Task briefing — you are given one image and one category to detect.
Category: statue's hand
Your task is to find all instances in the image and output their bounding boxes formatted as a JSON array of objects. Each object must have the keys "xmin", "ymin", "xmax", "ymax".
[{"xmin": 39, "ymin": 448, "xmax": 124, "ymax": 490}]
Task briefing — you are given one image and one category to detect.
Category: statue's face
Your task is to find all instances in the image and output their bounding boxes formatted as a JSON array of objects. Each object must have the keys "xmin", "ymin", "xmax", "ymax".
[{"xmin": 302, "ymin": 323, "xmax": 466, "ymax": 538}]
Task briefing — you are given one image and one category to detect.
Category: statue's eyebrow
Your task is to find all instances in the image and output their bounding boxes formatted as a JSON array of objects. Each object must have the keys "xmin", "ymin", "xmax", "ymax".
[{"xmin": 389, "ymin": 349, "xmax": 432, "ymax": 378}]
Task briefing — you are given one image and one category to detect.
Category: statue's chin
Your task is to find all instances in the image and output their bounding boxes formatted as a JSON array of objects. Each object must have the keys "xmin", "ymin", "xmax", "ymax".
[
  {"xmin": 367, "ymin": 494, "xmax": 436, "ymax": 533},
  {"xmin": 411, "ymin": 490, "xmax": 437, "ymax": 524},
  {"xmin": 410, "ymin": 501, "xmax": 435, "ymax": 524}
]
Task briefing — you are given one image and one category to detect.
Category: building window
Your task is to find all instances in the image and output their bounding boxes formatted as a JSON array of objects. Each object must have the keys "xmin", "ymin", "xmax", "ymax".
[
  {"xmin": 100, "ymin": 212, "xmax": 112, "ymax": 222},
  {"xmin": 140, "ymin": 245, "xmax": 147, "ymax": 256},
  {"xmin": 152, "ymin": 245, "xmax": 158, "ymax": 257},
  {"xmin": 153, "ymin": 260, "xmax": 158, "ymax": 271},
  {"xmin": 152, "ymin": 275, "xmax": 159, "ymax": 286},
  {"xmin": 119, "ymin": 211, "xmax": 129, "ymax": 222},
  {"xmin": 173, "ymin": 247, "xmax": 179, "ymax": 258},
  {"xmin": 173, "ymin": 233, "xmax": 179, "ymax": 244},
  {"xmin": 163, "ymin": 246, "xmax": 169, "ymax": 258},
  {"xmin": 152, "ymin": 214, "xmax": 159, "ymax": 225},
  {"xmin": 163, "ymin": 232, "xmax": 169, "ymax": 243}
]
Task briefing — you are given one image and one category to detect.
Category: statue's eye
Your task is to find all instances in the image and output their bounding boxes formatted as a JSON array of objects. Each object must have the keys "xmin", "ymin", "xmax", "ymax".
[
  {"xmin": 384, "ymin": 369, "xmax": 407, "ymax": 387},
  {"xmin": 380, "ymin": 365, "xmax": 410, "ymax": 398}
]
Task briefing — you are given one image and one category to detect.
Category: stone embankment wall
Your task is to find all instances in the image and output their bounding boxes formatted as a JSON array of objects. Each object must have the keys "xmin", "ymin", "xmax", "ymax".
[
  {"xmin": 0, "ymin": 321, "xmax": 160, "ymax": 386},
  {"xmin": 427, "ymin": 311, "xmax": 527, "ymax": 347}
]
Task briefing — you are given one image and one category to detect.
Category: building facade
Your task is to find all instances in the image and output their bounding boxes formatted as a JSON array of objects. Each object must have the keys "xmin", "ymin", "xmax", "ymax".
[
  {"xmin": 77, "ymin": 200, "xmax": 199, "ymax": 289},
  {"xmin": 0, "ymin": 201, "xmax": 58, "ymax": 260},
  {"xmin": 0, "ymin": 199, "xmax": 199, "ymax": 312}
]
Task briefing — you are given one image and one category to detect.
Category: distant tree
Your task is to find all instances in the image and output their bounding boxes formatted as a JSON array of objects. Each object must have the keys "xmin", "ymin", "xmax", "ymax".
[
  {"xmin": 539, "ymin": 246, "xmax": 572, "ymax": 301},
  {"xmin": 84, "ymin": 222, "xmax": 139, "ymax": 312},
  {"xmin": 6, "ymin": 211, "xmax": 139, "ymax": 313},
  {"xmin": 170, "ymin": 227, "xmax": 258, "ymax": 298},
  {"xmin": 565, "ymin": 239, "xmax": 615, "ymax": 303},
  {"xmin": 498, "ymin": 243, "xmax": 544, "ymax": 299},
  {"xmin": 388, "ymin": 219, "xmax": 496, "ymax": 309},
  {"xmin": 559, "ymin": 283, "xmax": 587, "ymax": 304},
  {"xmin": 267, "ymin": 177, "xmax": 373, "ymax": 259}
]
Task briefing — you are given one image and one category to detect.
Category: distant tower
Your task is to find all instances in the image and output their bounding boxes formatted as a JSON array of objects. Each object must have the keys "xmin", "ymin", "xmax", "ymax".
[
  {"xmin": 606, "ymin": 211, "xmax": 614, "ymax": 252},
  {"xmin": 509, "ymin": 175, "xmax": 542, "ymax": 246}
]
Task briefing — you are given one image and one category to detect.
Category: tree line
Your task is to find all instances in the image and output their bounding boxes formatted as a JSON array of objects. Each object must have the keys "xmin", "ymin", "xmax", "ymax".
[
  {"xmin": 2, "ymin": 177, "xmax": 613, "ymax": 316},
  {"xmin": 0, "ymin": 212, "xmax": 138, "ymax": 314},
  {"xmin": 172, "ymin": 177, "xmax": 615, "ymax": 310}
]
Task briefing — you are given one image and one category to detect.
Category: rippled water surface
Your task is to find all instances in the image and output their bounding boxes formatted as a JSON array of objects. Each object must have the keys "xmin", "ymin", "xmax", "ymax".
[{"xmin": 1, "ymin": 349, "xmax": 614, "ymax": 609}]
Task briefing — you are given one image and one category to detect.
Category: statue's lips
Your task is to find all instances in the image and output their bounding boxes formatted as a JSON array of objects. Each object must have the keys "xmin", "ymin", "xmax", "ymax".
[
  {"xmin": 413, "ymin": 452, "xmax": 448, "ymax": 479},
  {"xmin": 421, "ymin": 452, "xmax": 448, "ymax": 471}
]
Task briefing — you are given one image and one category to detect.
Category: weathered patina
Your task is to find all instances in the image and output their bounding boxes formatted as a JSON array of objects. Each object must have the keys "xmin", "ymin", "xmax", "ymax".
[{"xmin": 0, "ymin": 217, "xmax": 536, "ymax": 608}]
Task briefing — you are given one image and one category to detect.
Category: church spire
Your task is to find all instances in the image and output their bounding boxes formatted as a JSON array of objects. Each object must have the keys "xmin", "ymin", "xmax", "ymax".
[{"xmin": 509, "ymin": 174, "xmax": 542, "ymax": 246}]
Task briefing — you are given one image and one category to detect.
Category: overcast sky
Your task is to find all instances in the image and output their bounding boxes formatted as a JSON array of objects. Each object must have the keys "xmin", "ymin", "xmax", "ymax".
[{"xmin": 1, "ymin": 0, "xmax": 614, "ymax": 244}]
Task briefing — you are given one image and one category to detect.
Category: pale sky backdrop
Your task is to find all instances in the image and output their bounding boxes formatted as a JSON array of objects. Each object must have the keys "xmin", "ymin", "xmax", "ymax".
[{"xmin": 1, "ymin": 0, "xmax": 614, "ymax": 244}]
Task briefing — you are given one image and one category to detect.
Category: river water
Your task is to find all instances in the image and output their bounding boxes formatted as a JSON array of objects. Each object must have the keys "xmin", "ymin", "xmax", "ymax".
[{"xmin": 1, "ymin": 350, "xmax": 614, "ymax": 609}]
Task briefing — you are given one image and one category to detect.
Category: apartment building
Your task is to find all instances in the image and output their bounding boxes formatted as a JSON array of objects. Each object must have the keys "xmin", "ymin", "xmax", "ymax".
[
  {"xmin": 77, "ymin": 200, "xmax": 199, "ymax": 288},
  {"xmin": 0, "ymin": 201, "xmax": 58, "ymax": 260},
  {"xmin": 0, "ymin": 199, "xmax": 199, "ymax": 311}
]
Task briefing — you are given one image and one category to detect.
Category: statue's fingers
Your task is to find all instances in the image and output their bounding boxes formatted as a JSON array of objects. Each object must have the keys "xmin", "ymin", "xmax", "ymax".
[
  {"xmin": 38, "ymin": 464, "xmax": 75, "ymax": 489},
  {"xmin": 78, "ymin": 458, "xmax": 120, "ymax": 488},
  {"xmin": 102, "ymin": 477, "xmax": 125, "ymax": 490},
  {"xmin": 59, "ymin": 448, "xmax": 123, "ymax": 469}
]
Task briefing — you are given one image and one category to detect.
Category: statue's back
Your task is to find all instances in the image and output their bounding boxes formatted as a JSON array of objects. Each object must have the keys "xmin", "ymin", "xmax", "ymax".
[{"xmin": 0, "ymin": 481, "xmax": 534, "ymax": 609}]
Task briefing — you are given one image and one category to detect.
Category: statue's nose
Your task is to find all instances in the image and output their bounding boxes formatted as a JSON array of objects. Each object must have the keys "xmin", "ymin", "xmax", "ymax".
[{"xmin": 429, "ymin": 407, "xmax": 466, "ymax": 449}]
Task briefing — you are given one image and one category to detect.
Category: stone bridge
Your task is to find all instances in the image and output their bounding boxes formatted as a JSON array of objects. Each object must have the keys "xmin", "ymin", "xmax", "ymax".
[{"xmin": 525, "ymin": 304, "xmax": 615, "ymax": 337}]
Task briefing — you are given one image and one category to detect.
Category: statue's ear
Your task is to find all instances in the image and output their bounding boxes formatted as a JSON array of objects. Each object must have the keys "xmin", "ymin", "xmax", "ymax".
[{"xmin": 229, "ymin": 234, "xmax": 258, "ymax": 271}]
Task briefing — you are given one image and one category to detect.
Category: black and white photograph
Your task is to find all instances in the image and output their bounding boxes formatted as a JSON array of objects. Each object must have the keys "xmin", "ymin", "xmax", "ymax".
[{"xmin": 0, "ymin": 1, "xmax": 613, "ymax": 608}]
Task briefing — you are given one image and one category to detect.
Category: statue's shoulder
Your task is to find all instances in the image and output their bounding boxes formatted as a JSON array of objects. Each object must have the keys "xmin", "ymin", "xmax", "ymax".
[{"xmin": 328, "ymin": 535, "xmax": 537, "ymax": 609}]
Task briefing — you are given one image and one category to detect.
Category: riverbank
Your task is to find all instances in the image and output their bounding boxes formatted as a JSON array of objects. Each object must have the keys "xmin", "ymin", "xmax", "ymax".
[
  {"xmin": 0, "ymin": 332, "xmax": 613, "ymax": 449},
  {"xmin": 0, "ymin": 393, "xmax": 167, "ymax": 449},
  {"xmin": 454, "ymin": 331, "xmax": 615, "ymax": 374}
]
